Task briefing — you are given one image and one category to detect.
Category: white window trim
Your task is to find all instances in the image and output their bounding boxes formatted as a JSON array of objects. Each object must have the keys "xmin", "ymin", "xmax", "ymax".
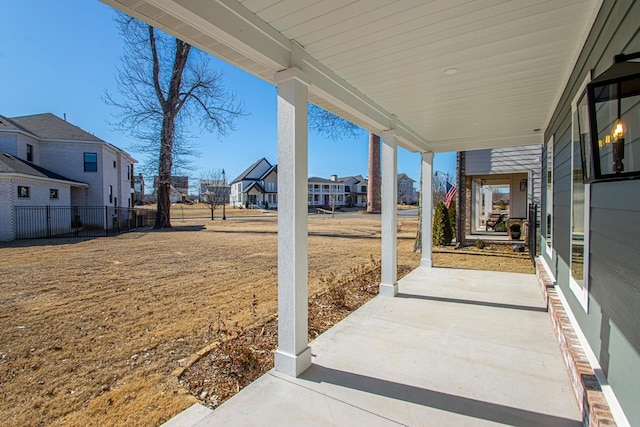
[
  {"xmin": 545, "ymin": 135, "xmax": 554, "ymax": 257},
  {"xmin": 569, "ymin": 72, "xmax": 592, "ymax": 312}
]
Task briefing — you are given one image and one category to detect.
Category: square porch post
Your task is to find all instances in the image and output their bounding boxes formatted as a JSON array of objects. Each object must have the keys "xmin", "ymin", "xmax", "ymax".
[
  {"xmin": 274, "ymin": 68, "xmax": 312, "ymax": 377},
  {"xmin": 421, "ymin": 152, "xmax": 434, "ymax": 267},
  {"xmin": 380, "ymin": 131, "xmax": 398, "ymax": 296}
]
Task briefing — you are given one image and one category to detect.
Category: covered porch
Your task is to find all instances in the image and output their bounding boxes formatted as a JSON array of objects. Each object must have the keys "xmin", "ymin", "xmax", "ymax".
[
  {"xmin": 166, "ymin": 267, "xmax": 580, "ymax": 426},
  {"xmin": 99, "ymin": 0, "xmax": 607, "ymax": 424}
]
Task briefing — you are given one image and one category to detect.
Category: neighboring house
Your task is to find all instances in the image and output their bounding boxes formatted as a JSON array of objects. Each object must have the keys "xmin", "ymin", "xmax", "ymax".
[
  {"xmin": 230, "ymin": 158, "xmax": 277, "ymax": 208},
  {"xmin": 459, "ymin": 145, "xmax": 542, "ymax": 238},
  {"xmin": 232, "ymin": 158, "xmax": 367, "ymax": 209},
  {"xmin": 397, "ymin": 173, "xmax": 417, "ymax": 204},
  {"xmin": 199, "ymin": 179, "xmax": 230, "ymax": 204},
  {"xmin": 153, "ymin": 175, "xmax": 189, "ymax": 203},
  {"xmin": 0, "ymin": 151, "xmax": 88, "ymax": 240},
  {"xmin": 307, "ymin": 175, "xmax": 345, "ymax": 207},
  {"xmin": 133, "ymin": 173, "xmax": 145, "ymax": 204},
  {"xmin": 0, "ymin": 113, "xmax": 136, "ymax": 241},
  {"xmin": 340, "ymin": 175, "xmax": 367, "ymax": 207},
  {"xmin": 0, "ymin": 113, "xmax": 136, "ymax": 209}
]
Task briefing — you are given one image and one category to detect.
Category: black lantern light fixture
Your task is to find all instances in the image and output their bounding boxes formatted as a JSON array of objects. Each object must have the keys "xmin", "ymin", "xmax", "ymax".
[{"xmin": 577, "ymin": 52, "xmax": 640, "ymax": 182}]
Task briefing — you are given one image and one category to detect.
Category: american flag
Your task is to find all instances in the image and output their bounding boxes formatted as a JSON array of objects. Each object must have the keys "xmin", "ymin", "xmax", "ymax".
[{"xmin": 445, "ymin": 181, "xmax": 457, "ymax": 208}]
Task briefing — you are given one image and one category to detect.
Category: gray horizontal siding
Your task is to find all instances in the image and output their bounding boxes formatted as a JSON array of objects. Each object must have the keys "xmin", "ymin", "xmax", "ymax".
[
  {"xmin": 543, "ymin": 0, "xmax": 640, "ymax": 424},
  {"xmin": 465, "ymin": 145, "xmax": 541, "ymax": 175}
]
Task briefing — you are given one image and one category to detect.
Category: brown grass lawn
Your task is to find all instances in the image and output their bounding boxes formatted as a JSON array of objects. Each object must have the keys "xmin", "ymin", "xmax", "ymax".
[{"xmin": 0, "ymin": 213, "xmax": 532, "ymax": 426}]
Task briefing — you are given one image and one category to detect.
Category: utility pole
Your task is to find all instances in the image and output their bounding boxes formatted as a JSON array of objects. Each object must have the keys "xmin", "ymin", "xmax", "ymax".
[{"xmin": 222, "ymin": 168, "xmax": 227, "ymax": 220}]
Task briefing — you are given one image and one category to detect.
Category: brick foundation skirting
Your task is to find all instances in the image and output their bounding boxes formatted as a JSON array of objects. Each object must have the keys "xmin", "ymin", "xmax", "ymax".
[{"xmin": 535, "ymin": 261, "xmax": 616, "ymax": 427}]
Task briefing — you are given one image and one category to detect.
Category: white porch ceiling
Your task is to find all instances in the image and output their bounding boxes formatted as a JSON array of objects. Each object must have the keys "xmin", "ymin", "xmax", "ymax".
[{"xmin": 100, "ymin": 0, "xmax": 602, "ymax": 153}]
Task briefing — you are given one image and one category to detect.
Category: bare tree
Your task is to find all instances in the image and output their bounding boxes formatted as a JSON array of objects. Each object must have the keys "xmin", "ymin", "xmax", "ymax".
[
  {"xmin": 308, "ymin": 104, "xmax": 363, "ymax": 140},
  {"xmin": 433, "ymin": 172, "xmax": 448, "ymax": 205},
  {"xmin": 104, "ymin": 13, "xmax": 245, "ymax": 228},
  {"xmin": 199, "ymin": 169, "xmax": 227, "ymax": 220}
]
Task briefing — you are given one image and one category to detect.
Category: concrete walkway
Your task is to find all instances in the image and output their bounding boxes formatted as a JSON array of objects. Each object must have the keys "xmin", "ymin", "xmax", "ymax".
[{"xmin": 165, "ymin": 268, "xmax": 580, "ymax": 426}]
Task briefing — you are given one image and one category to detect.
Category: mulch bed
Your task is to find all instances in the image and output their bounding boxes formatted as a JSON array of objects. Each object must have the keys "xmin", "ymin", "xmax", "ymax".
[{"xmin": 179, "ymin": 261, "xmax": 413, "ymax": 409}]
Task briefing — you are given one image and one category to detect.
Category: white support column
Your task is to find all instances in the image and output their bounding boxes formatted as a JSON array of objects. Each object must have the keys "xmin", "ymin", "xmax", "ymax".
[
  {"xmin": 421, "ymin": 152, "xmax": 434, "ymax": 267},
  {"xmin": 274, "ymin": 68, "xmax": 311, "ymax": 377},
  {"xmin": 380, "ymin": 131, "xmax": 398, "ymax": 296},
  {"xmin": 485, "ymin": 187, "xmax": 493, "ymax": 222}
]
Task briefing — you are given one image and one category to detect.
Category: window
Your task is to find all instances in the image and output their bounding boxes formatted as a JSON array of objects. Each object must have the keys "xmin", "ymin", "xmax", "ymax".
[
  {"xmin": 84, "ymin": 153, "xmax": 97, "ymax": 172},
  {"xmin": 570, "ymin": 74, "xmax": 591, "ymax": 311},
  {"xmin": 113, "ymin": 160, "xmax": 117, "ymax": 168},
  {"xmin": 17, "ymin": 186, "xmax": 30, "ymax": 198},
  {"xmin": 345, "ymin": 185, "xmax": 351, "ymax": 192},
  {"xmin": 545, "ymin": 136, "xmax": 553, "ymax": 256},
  {"xmin": 50, "ymin": 189, "xmax": 59, "ymax": 199},
  {"xmin": 109, "ymin": 185, "xmax": 113, "ymax": 203},
  {"xmin": 26, "ymin": 144, "xmax": 33, "ymax": 162},
  {"xmin": 361, "ymin": 186, "xmax": 367, "ymax": 193},
  {"xmin": 127, "ymin": 165, "xmax": 131, "ymax": 180}
]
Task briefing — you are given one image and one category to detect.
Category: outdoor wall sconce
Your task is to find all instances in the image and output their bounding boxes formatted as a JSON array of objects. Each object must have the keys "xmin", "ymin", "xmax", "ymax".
[
  {"xmin": 577, "ymin": 52, "xmax": 640, "ymax": 182},
  {"xmin": 520, "ymin": 178, "xmax": 527, "ymax": 192}
]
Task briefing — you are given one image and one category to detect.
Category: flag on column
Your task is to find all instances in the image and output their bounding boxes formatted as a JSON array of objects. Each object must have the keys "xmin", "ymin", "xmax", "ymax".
[{"xmin": 445, "ymin": 181, "xmax": 457, "ymax": 208}]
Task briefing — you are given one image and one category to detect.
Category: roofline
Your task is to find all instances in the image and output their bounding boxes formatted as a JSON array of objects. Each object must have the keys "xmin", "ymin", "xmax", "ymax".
[
  {"xmin": 0, "ymin": 173, "xmax": 89, "ymax": 188},
  {"xmin": 230, "ymin": 157, "xmax": 272, "ymax": 184},
  {"xmin": 0, "ymin": 128, "xmax": 39, "ymax": 140},
  {"xmin": 0, "ymin": 128, "xmax": 137, "ymax": 162}
]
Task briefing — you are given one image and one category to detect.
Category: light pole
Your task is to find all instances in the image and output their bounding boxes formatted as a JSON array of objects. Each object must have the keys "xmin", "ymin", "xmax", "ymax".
[{"xmin": 222, "ymin": 168, "xmax": 227, "ymax": 220}]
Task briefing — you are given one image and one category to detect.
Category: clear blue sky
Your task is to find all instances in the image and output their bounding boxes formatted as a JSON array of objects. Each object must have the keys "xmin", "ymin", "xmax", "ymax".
[{"xmin": 0, "ymin": 1, "xmax": 456, "ymax": 190}]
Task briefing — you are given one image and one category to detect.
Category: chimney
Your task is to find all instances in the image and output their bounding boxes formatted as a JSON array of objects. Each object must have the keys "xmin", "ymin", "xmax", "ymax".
[{"xmin": 330, "ymin": 174, "xmax": 337, "ymax": 182}]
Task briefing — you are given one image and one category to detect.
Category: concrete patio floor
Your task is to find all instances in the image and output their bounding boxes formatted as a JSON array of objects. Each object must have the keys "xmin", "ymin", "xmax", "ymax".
[{"xmin": 166, "ymin": 267, "xmax": 581, "ymax": 426}]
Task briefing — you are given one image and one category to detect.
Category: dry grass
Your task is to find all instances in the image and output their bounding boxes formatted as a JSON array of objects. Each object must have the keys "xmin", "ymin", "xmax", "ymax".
[
  {"xmin": 0, "ymin": 213, "xmax": 532, "ymax": 426},
  {"xmin": 167, "ymin": 203, "xmax": 275, "ymax": 220}
]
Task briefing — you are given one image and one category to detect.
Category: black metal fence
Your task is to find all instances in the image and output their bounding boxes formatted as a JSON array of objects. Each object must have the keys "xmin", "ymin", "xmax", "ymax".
[
  {"xmin": 527, "ymin": 203, "xmax": 539, "ymax": 265},
  {"xmin": 14, "ymin": 206, "xmax": 156, "ymax": 239}
]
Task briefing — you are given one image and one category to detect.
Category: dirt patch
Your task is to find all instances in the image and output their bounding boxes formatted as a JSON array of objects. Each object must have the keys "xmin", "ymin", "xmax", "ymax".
[
  {"xmin": 0, "ymin": 215, "xmax": 532, "ymax": 425},
  {"xmin": 180, "ymin": 261, "xmax": 414, "ymax": 409}
]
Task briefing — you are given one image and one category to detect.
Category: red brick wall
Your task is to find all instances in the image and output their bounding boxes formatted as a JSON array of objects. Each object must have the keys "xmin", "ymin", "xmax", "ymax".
[{"xmin": 536, "ymin": 262, "xmax": 616, "ymax": 427}]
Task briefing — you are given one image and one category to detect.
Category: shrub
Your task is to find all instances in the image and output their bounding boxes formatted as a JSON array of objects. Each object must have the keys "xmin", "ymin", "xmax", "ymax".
[
  {"xmin": 475, "ymin": 239, "xmax": 486, "ymax": 249},
  {"xmin": 432, "ymin": 201, "xmax": 453, "ymax": 246}
]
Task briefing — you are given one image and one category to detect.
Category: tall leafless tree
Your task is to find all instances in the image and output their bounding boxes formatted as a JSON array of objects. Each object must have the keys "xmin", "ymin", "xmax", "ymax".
[{"xmin": 104, "ymin": 14, "xmax": 245, "ymax": 228}]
